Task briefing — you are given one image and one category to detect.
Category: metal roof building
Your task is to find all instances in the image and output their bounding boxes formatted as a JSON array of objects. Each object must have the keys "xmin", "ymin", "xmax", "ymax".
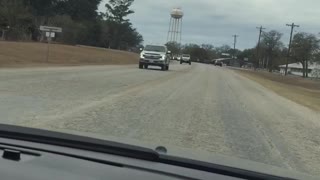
[{"xmin": 279, "ymin": 62, "xmax": 320, "ymax": 77}]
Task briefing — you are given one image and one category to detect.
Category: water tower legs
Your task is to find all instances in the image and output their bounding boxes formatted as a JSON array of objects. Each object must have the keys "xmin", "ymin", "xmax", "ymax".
[
  {"xmin": 167, "ymin": 17, "xmax": 183, "ymax": 44},
  {"xmin": 167, "ymin": 8, "xmax": 183, "ymax": 44}
]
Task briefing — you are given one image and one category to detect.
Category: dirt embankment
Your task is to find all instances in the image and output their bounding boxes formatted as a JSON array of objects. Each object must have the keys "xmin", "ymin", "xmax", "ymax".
[
  {"xmin": 235, "ymin": 69, "xmax": 320, "ymax": 111},
  {"xmin": 0, "ymin": 41, "xmax": 139, "ymax": 67}
]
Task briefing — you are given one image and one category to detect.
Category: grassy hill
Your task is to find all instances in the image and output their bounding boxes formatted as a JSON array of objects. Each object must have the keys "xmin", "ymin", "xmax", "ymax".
[{"xmin": 0, "ymin": 41, "xmax": 139, "ymax": 67}]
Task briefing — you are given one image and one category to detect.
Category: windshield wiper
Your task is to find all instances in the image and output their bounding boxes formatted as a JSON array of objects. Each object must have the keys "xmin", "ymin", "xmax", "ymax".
[{"xmin": 0, "ymin": 124, "xmax": 159, "ymax": 161}]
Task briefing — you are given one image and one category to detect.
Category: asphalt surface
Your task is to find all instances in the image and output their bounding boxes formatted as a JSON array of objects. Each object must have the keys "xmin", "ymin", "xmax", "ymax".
[{"xmin": 0, "ymin": 62, "xmax": 319, "ymax": 176}]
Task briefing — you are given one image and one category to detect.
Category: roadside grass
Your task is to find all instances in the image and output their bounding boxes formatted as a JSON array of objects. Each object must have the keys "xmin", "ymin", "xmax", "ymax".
[
  {"xmin": 235, "ymin": 69, "xmax": 320, "ymax": 112},
  {"xmin": 0, "ymin": 41, "xmax": 139, "ymax": 67}
]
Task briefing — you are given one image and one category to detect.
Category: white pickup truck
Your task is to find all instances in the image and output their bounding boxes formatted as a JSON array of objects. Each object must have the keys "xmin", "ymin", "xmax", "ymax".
[
  {"xmin": 180, "ymin": 54, "xmax": 191, "ymax": 65},
  {"xmin": 139, "ymin": 45, "xmax": 171, "ymax": 71}
]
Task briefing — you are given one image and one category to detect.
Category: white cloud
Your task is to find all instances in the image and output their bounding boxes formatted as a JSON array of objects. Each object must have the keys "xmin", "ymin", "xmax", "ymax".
[{"xmin": 99, "ymin": 0, "xmax": 320, "ymax": 49}]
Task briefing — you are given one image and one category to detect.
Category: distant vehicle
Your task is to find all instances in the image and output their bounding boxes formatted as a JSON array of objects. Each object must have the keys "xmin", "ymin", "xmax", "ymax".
[
  {"xmin": 214, "ymin": 61, "xmax": 223, "ymax": 67},
  {"xmin": 139, "ymin": 45, "xmax": 170, "ymax": 71},
  {"xmin": 180, "ymin": 54, "xmax": 191, "ymax": 65}
]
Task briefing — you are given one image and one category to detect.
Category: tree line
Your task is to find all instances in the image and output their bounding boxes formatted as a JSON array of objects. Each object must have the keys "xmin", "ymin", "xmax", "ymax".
[
  {"xmin": 238, "ymin": 30, "xmax": 320, "ymax": 78},
  {"xmin": 166, "ymin": 42, "xmax": 239, "ymax": 62},
  {"xmin": 166, "ymin": 29, "xmax": 320, "ymax": 78},
  {"xmin": 0, "ymin": 0, "xmax": 143, "ymax": 50}
]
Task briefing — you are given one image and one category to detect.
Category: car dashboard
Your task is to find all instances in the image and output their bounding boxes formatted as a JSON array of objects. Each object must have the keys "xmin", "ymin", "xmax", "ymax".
[
  {"xmin": 0, "ymin": 137, "xmax": 241, "ymax": 180},
  {"xmin": 0, "ymin": 124, "xmax": 315, "ymax": 180}
]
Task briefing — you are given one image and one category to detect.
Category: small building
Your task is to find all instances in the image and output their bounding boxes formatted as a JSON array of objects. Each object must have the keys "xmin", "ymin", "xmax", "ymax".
[{"xmin": 279, "ymin": 62, "xmax": 320, "ymax": 77}]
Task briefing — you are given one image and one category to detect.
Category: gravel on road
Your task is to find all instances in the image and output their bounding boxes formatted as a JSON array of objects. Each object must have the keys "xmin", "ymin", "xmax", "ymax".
[{"xmin": 0, "ymin": 63, "xmax": 319, "ymax": 176}]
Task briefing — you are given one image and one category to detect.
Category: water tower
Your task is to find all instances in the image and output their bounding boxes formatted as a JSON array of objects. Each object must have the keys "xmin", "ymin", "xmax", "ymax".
[{"xmin": 167, "ymin": 8, "xmax": 183, "ymax": 44}]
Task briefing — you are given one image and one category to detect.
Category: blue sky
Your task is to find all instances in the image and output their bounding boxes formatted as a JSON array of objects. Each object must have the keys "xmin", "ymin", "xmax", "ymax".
[{"xmin": 99, "ymin": 0, "xmax": 320, "ymax": 50}]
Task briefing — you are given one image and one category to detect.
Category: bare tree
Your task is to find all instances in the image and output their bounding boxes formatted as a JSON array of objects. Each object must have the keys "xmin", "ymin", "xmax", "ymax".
[
  {"xmin": 215, "ymin": 44, "xmax": 231, "ymax": 54},
  {"xmin": 261, "ymin": 30, "xmax": 283, "ymax": 72},
  {"xmin": 201, "ymin": 44, "xmax": 214, "ymax": 51},
  {"xmin": 291, "ymin": 32, "xmax": 320, "ymax": 77}
]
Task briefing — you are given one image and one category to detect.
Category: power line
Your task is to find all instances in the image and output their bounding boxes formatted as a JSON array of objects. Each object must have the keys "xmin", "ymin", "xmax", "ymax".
[
  {"xmin": 232, "ymin": 35, "xmax": 239, "ymax": 59},
  {"xmin": 285, "ymin": 23, "xmax": 299, "ymax": 75},
  {"xmin": 256, "ymin": 26, "xmax": 266, "ymax": 68}
]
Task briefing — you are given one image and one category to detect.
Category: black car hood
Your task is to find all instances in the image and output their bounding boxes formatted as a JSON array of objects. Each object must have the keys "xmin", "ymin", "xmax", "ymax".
[
  {"xmin": 0, "ymin": 125, "xmax": 318, "ymax": 180},
  {"xmin": 48, "ymin": 129, "xmax": 318, "ymax": 180}
]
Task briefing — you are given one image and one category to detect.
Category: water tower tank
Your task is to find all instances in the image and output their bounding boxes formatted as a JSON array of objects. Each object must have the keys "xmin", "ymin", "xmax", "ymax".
[{"xmin": 171, "ymin": 8, "xmax": 183, "ymax": 19}]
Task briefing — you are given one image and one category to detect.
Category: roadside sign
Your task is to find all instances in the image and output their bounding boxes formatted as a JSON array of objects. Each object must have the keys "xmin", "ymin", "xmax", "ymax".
[
  {"xmin": 40, "ymin": 26, "xmax": 62, "ymax": 33},
  {"xmin": 40, "ymin": 25, "xmax": 62, "ymax": 63},
  {"xmin": 222, "ymin": 53, "xmax": 230, "ymax": 57},
  {"xmin": 45, "ymin": 32, "xmax": 55, "ymax": 38}
]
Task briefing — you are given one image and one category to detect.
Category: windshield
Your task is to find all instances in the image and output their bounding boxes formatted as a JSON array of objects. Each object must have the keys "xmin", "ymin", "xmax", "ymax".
[
  {"xmin": 0, "ymin": 0, "xmax": 320, "ymax": 178},
  {"xmin": 144, "ymin": 45, "xmax": 166, "ymax": 52}
]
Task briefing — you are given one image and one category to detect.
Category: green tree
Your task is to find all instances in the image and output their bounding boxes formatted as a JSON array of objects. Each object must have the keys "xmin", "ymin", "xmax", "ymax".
[
  {"xmin": 25, "ymin": 0, "xmax": 61, "ymax": 40},
  {"xmin": 0, "ymin": 0, "xmax": 143, "ymax": 49},
  {"xmin": 56, "ymin": 0, "xmax": 101, "ymax": 21},
  {"xmin": 238, "ymin": 48, "xmax": 255, "ymax": 63},
  {"xmin": 182, "ymin": 44, "xmax": 210, "ymax": 62},
  {"xmin": 103, "ymin": 0, "xmax": 142, "ymax": 49},
  {"xmin": 49, "ymin": 15, "xmax": 87, "ymax": 44},
  {"xmin": 118, "ymin": 22, "xmax": 143, "ymax": 49},
  {"xmin": 261, "ymin": 30, "xmax": 283, "ymax": 72},
  {"xmin": 0, "ymin": 0, "xmax": 34, "ymax": 40},
  {"xmin": 227, "ymin": 48, "xmax": 241, "ymax": 58},
  {"xmin": 105, "ymin": 0, "xmax": 134, "ymax": 23},
  {"xmin": 291, "ymin": 32, "xmax": 320, "ymax": 77},
  {"xmin": 26, "ymin": 0, "xmax": 59, "ymax": 17}
]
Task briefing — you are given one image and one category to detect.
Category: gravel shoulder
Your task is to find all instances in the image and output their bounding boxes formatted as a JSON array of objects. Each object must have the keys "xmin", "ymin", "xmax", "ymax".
[
  {"xmin": 0, "ymin": 63, "xmax": 320, "ymax": 176},
  {"xmin": 226, "ymin": 69, "xmax": 320, "ymax": 174},
  {"xmin": 234, "ymin": 69, "xmax": 320, "ymax": 111}
]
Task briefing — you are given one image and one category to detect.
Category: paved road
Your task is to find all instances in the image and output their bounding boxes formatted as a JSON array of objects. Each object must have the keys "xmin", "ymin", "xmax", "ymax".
[{"xmin": 0, "ymin": 63, "xmax": 319, "ymax": 176}]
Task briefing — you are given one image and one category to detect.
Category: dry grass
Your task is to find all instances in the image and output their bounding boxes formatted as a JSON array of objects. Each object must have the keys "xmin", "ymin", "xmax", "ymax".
[
  {"xmin": 235, "ymin": 69, "xmax": 320, "ymax": 111},
  {"xmin": 0, "ymin": 41, "xmax": 139, "ymax": 67}
]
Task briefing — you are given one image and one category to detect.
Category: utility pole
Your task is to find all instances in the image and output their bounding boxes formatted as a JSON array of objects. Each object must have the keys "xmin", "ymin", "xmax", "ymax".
[
  {"xmin": 46, "ymin": 31, "xmax": 52, "ymax": 63},
  {"xmin": 232, "ymin": 35, "xmax": 238, "ymax": 59},
  {"xmin": 285, "ymin": 23, "xmax": 299, "ymax": 75},
  {"xmin": 256, "ymin": 26, "xmax": 266, "ymax": 68}
]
